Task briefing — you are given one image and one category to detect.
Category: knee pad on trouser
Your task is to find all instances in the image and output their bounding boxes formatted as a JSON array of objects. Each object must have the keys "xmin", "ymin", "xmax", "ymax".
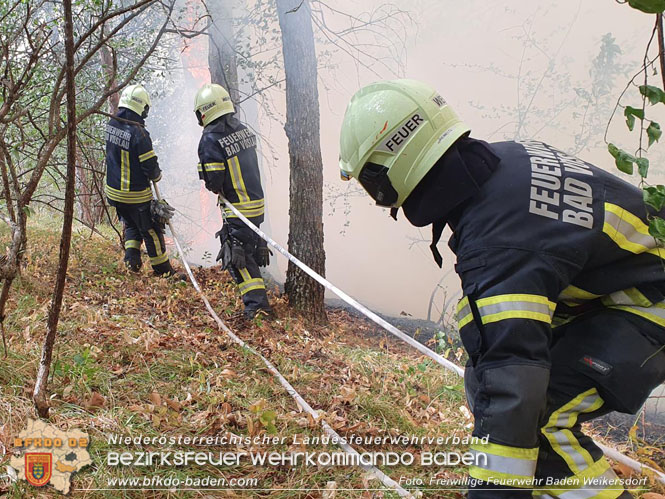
[{"xmin": 124, "ymin": 248, "xmax": 142, "ymax": 272}]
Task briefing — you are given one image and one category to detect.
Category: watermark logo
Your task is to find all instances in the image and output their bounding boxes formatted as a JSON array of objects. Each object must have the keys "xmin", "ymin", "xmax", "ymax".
[
  {"xmin": 25, "ymin": 453, "xmax": 52, "ymax": 487},
  {"xmin": 9, "ymin": 419, "xmax": 91, "ymax": 494}
]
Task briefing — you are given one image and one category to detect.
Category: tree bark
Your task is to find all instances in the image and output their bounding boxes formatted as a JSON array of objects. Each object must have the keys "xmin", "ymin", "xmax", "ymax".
[
  {"xmin": 277, "ymin": 0, "xmax": 327, "ymax": 324},
  {"xmin": 33, "ymin": 0, "xmax": 78, "ymax": 418},
  {"xmin": 657, "ymin": 13, "xmax": 665, "ymax": 91},
  {"xmin": 208, "ymin": 0, "xmax": 240, "ymax": 105}
]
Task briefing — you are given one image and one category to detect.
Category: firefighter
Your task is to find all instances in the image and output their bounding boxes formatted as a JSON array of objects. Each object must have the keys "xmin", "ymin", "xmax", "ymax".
[
  {"xmin": 105, "ymin": 84, "xmax": 179, "ymax": 277},
  {"xmin": 194, "ymin": 83, "xmax": 272, "ymax": 319},
  {"xmin": 339, "ymin": 79, "xmax": 665, "ymax": 498}
]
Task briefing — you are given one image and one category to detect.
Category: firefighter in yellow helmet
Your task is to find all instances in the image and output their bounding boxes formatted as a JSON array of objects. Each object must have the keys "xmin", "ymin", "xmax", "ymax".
[
  {"xmin": 105, "ymin": 84, "xmax": 180, "ymax": 277},
  {"xmin": 340, "ymin": 79, "xmax": 665, "ymax": 498},
  {"xmin": 194, "ymin": 83, "xmax": 271, "ymax": 318}
]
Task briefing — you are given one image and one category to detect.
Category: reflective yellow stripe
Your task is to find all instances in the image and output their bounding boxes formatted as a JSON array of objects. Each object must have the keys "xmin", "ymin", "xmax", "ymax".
[
  {"xmin": 223, "ymin": 197, "xmax": 265, "ymax": 218},
  {"xmin": 228, "ymin": 156, "xmax": 250, "ymax": 203},
  {"xmin": 603, "ymin": 202, "xmax": 665, "ymax": 258},
  {"xmin": 558, "ymin": 285, "xmax": 600, "ymax": 306},
  {"xmin": 475, "ymin": 294, "xmax": 555, "ymax": 325},
  {"xmin": 541, "ymin": 389, "xmax": 604, "ymax": 475},
  {"xmin": 611, "ymin": 304, "xmax": 665, "ymax": 327},
  {"xmin": 138, "ymin": 150, "xmax": 156, "ymax": 162},
  {"xmin": 224, "ymin": 206, "xmax": 265, "ymax": 218},
  {"xmin": 120, "ymin": 150, "xmax": 130, "ymax": 191},
  {"xmin": 125, "ymin": 239, "xmax": 141, "ymax": 250},
  {"xmin": 600, "ymin": 287, "xmax": 652, "ymax": 308},
  {"xmin": 238, "ymin": 267, "xmax": 251, "ymax": 281},
  {"xmin": 150, "ymin": 253, "xmax": 169, "ymax": 265},
  {"xmin": 105, "ymin": 185, "xmax": 153, "ymax": 203},
  {"xmin": 469, "ymin": 442, "xmax": 538, "ymax": 486},
  {"xmin": 147, "ymin": 229, "xmax": 168, "ymax": 265},
  {"xmin": 202, "ymin": 162, "xmax": 226, "ymax": 172},
  {"xmin": 456, "ymin": 296, "xmax": 473, "ymax": 328},
  {"xmin": 468, "ymin": 467, "xmax": 535, "ymax": 488},
  {"xmin": 152, "ymin": 172, "xmax": 162, "ymax": 183},
  {"xmin": 240, "ymin": 282, "xmax": 266, "ymax": 295},
  {"xmin": 232, "ymin": 199, "xmax": 265, "ymax": 209},
  {"xmin": 536, "ymin": 459, "xmax": 622, "ymax": 498},
  {"xmin": 238, "ymin": 277, "xmax": 265, "ymax": 295}
]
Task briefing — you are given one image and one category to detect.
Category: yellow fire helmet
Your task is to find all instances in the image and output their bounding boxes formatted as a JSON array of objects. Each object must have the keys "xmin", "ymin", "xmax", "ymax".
[
  {"xmin": 339, "ymin": 79, "xmax": 470, "ymax": 207},
  {"xmin": 194, "ymin": 83, "xmax": 235, "ymax": 127},
  {"xmin": 118, "ymin": 84, "xmax": 151, "ymax": 118}
]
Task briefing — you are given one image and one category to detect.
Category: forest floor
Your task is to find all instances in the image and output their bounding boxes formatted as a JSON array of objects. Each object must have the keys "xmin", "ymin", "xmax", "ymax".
[{"xmin": 0, "ymin": 216, "xmax": 663, "ymax": 498}]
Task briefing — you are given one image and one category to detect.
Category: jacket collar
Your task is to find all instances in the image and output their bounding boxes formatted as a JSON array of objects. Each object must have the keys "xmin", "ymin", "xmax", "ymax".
[
  {"xmin": 401, "ymin": 136, "xmax": 500, "ymax": 266},
  {"xmin": 116, "ymin": 107, "xmax": 144, "ymax": 125}
]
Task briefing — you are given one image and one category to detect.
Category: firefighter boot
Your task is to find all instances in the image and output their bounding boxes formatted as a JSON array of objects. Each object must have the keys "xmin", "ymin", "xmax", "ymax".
[
  {"xmin": 152, "ymin": 261, "xmax": 187, "ymax": 281},
  {"xmin": 124, "ymin": 248, "xmax": 142, "ymax": 272}
]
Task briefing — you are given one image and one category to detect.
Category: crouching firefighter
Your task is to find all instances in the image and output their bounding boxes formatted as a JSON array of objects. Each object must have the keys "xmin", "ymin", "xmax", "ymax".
[
  {"xmin": 105, "ymin": 84, "xmax": 179, "ymax": 277},
  {"xmin": 339, "ymin": 79, "xmax": 665, "ymax": 498},
  {"xmin": 194, "ymin": 83, "xmax": 272, "ymax": 319}
]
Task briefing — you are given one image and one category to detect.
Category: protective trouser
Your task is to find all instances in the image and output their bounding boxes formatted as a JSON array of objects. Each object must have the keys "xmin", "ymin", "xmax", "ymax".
[
  {"xmin": 113, "ymin": 201, "xmax": 171, "ymax": 273},
  {"xmin": 465, "ymin": 308, "xmax": 665, "ymax": 498},
  {"xmin": 219, "ymin": 226, "xmax": 270, "ymax": 316}
]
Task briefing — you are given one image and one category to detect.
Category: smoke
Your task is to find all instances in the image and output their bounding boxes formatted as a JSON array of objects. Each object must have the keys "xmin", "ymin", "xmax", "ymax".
[{"xmin": 147, "ymin": 0, "xmax": 656, "ymax": 327}]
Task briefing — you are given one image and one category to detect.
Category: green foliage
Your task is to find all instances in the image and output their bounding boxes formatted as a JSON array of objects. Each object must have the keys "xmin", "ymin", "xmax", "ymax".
[
  {"xmin": 644, "ymin": 185, "xmax": 665, "ymax": 210},
  {"xmin": 259, "ymin": 410, "xmax": 278, "ymax": 434},
  {"xmin": 624, "ymin": 106, "xmax": 645, "ymax": 131},
  {"xmin": 637, "ymin": 157, "xmax": 650, "ymax": 177},
  {"xmin": 608, "ymin": 143, "xmax": 636, "ymax": 174},
  {"xmin": 639, "ymin": 84, "xmax": 665, "ymax": 104},
  {"xmin": 612, "ymin": 2, "xmax": 665, "ymax": 246},
  {"xmin": 627, "ymin": 0, "xmax": 665, "ymax": 13},
  {"xmin": 647, "ymin": 121, "xmax": 662, "ymax": 146},
  {"xmin": 648, "ymin": 216, "xmax": 665, "ymax": 240}
]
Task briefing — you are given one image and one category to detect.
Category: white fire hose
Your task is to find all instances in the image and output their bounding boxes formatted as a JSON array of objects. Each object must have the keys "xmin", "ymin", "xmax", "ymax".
[{"xmin": 152, "ymin": 183, "xmax": 414, "ymax": 498}]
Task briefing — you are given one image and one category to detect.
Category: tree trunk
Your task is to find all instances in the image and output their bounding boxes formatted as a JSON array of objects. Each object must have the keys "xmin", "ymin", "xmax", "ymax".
[
  {"xmin": 277, "ymin": 0, "xmax": 326, "ymax": 324},
  {"xmin": 74, "ymin": 43, "xmax": 117, "ymax": 227},
  {"xmin": 33, "ymin": 0, "xmax": 78, "ymax": 418},
  {"xmin": 100, "ymin": 43, "xmax": 119, "ymax": 115},
  {"xmin": 208, "ymin": 0, "xmax": 240, "ymax": 105}
]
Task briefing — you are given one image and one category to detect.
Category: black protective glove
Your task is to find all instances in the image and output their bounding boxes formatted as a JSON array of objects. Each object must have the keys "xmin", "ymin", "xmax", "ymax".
[
  {"xmin": 150, "ymin": 199, "xmax": 175, "ymax": 225},
  {"xmin": 254, "ymin": 239, "xmax": 272, "ymax": 267},
  {"xmin": 215, "ymin": 229, "xmax": 246, "ymax": 270}
]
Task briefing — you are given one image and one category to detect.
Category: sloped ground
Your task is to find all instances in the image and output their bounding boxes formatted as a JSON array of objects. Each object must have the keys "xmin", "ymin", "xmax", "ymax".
[{"xmin": 0, "ymin": 217, "xmax": 663, "ymax": 498}]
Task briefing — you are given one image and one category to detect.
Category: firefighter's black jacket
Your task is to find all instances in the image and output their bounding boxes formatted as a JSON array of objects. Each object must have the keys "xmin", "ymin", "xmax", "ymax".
[
  {"xmin": 402, "ymin": 137, "xmax": 665, "ymax": 483},
  {"xmin": 105, "ymin": 108, "xmax": 161, "ymax": 204},
  {"xmin": 197, "ymin": 115, "xmax": 264, "ymax": 243}
]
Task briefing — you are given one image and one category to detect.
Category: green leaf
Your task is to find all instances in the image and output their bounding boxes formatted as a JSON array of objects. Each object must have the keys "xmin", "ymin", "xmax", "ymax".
[
  {"xmin": 259, "ymin": 410, "xmax": 277, "ymax": 434},
  {"xmin": 608, "ymin": 143, "xmax": 636, "ymax": 174},
  {"xmin": 647, "ymin": 121, "xmax": 662, "ymax": 146},
  {"xmin": 648, "ymin": 216, "xmax": 665, "ymax": 244},
  {"xmin": 628, "ymin": 0, "xmax": 665, "ymax": 13},
  {"xmin": 644, "ymin": 185, "xmax": 665, "ymax": 210},
  {"xmin": 639, "ymin": 85, "xmax": 665, "ymax": 105},
  {"xmin": 637, "ymin": 157, "xmax": 650, "ymax": 177},
  {"xmin": 624, "ymin": 106, "xmax": 645, "ymax": 131}
]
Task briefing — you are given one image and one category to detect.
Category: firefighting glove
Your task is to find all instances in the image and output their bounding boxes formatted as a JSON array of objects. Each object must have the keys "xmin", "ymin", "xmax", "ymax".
[
  {"xmin": 150, "ymin": 199, "xmax": 176, "ymax": 225},
  {"xmin": 215, "ymin": 231, "xmax": 246, "ymax": 270},
  {"xmin": 254, "ymin": 239, "xmax": 272, "ymax": 267}
]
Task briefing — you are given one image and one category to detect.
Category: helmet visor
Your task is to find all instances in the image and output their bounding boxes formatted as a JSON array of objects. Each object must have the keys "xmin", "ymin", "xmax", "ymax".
[{"xmin": 357, "ymin": 162, "xmax": 398, "ymax": 207}]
